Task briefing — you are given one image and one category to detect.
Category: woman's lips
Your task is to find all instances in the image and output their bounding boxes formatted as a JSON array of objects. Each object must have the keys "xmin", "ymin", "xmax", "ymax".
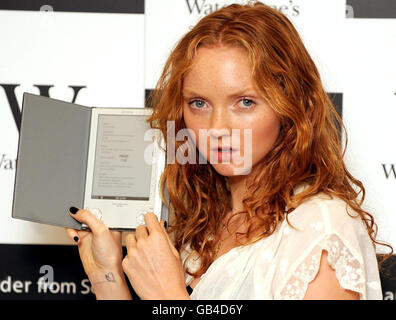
[{"xmin": 210, "ymin": 148, "xmax": 238, "ymax": 162}]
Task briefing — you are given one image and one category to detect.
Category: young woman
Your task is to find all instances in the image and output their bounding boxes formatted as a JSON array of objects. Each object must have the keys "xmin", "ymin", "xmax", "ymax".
[{"xmin": 66, "ymin": 2, "xmax": 391, "ymax": 300}]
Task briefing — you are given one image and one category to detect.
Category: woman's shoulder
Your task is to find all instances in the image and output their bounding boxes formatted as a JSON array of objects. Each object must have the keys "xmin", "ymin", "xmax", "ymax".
[
  {"xmin": 285, "ymin": 190, "xmax": 368, "ymax": 239},
  {"xmin": 259, "ymin": 189, "xmax": 382, "ymax": 300},
  {"xmin": 278, "ymin": 188, "xmax": 376, "ymax": 270}
]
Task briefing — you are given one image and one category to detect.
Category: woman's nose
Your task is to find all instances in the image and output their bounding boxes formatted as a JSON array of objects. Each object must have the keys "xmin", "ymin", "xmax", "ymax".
[{"xmin": 208, "ymin": 108, "xmax": 230, "ymax": 139}]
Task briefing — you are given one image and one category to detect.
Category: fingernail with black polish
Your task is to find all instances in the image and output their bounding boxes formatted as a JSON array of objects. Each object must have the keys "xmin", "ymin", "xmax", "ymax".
[
  {"xmin": 69, "ymin": 207, "xmax": 78, "ymax": 214},
  {"xmin": 73, "ymin": 236, "xmax": 79, "ymax": 243},
  {"xmin": 164, "ymin": 220, "xmax": 168, "ymax": 230}
]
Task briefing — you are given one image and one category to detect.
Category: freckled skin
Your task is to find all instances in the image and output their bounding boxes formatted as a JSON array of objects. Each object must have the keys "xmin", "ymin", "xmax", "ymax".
[{"xmin": 182, "ymin": 45, "xmax": 281, "ymax": 176}]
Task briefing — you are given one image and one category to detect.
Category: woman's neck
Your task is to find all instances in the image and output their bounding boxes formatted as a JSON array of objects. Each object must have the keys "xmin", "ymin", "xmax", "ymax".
[{"xmin": 227, "ymin": 175, "xmax": 248, "ymax": 214}]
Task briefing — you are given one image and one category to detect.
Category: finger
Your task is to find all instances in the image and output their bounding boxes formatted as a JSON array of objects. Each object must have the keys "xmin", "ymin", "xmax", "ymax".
[
  {"xmin": 144, "ymin": 212, "xmax": 162, "ymax": 234},
  {"xmin": 135, "ymin": 224, "xmax": 148, "ymax": 240},
  {"xmin": 111, "ymin": 230, "xmax": 123, "ymax": 244},
  {"xmin": 124, "ymin": 232, "xmax": 137, "ymax": 250},
  {"xmin": 66, "ymin": 228, "xmax": 80, "ymax": 244},
  {"xmin": 69, "ymin": 207, "xmax": 107, "ymax": 236}
]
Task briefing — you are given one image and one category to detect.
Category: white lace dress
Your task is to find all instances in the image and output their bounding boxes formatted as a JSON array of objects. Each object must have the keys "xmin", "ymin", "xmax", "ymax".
[{"xmin": 181, "ymin": 193, "xmax": 382, "ymax": 299}]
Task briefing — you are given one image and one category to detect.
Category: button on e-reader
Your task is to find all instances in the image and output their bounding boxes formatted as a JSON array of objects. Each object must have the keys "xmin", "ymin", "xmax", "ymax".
[
  {"xmin": 136, "ymin": 210, "xmax": 147, "ymax": 226},
  {"xmin": 89, "ymin": 208, "xmax": 103, "ymax": 222}
]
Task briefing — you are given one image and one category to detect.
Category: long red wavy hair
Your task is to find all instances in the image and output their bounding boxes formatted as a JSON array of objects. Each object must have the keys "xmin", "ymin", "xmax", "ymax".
[{"xmin": 147, "ymin": 2, "xmax": 392, "ymax": 277}]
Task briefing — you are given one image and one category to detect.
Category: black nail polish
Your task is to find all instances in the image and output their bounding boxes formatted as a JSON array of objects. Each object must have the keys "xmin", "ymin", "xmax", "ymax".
[
  {"xmin": 69, "ymin": 207, "xmax": 78, "ymax": 214},
  {"xmin": 164, "ymin": 220, "xmax": 168, "ymax": 230},
  {"xmin": 73, "ymin": 236, "xmax": 79, "ymax": 243}
]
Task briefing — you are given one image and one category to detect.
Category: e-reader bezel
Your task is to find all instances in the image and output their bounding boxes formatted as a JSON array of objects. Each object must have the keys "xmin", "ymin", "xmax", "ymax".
[{"xmin": 82, "ymin": 107, "xmax": 165, "ymax": 231}]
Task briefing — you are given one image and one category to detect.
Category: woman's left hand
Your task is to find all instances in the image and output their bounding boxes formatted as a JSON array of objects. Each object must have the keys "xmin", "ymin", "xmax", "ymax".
[{"xmin": 122, "ymin": 212, "xmax": 190, "ymax": 300}]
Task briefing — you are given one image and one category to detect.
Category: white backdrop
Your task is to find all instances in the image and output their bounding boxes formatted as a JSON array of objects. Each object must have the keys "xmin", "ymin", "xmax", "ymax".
[{"xmin": 0, "ymin": 1, "xmax": 395, "ymax": 254}]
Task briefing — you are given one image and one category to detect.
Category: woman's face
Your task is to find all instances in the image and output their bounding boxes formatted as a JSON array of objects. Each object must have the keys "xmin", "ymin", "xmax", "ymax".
[{"xmin": 182, "ymin": 45, "xmax": 281, "ymax": 176}]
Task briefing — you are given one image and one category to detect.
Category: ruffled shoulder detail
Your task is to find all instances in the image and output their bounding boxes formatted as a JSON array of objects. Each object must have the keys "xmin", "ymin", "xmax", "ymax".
[
  {"xmin": 277, "ymin": 233, "xmax": 366, "ymax": 299},
  {"xmin": 267, "ymin": 195, "xmax": 382, "ymax": 300}
]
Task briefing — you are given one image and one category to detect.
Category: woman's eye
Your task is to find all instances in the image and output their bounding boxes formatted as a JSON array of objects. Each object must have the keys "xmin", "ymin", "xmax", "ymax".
[
  {"xmin": 238, "ymin": 98, "xmax": 255, "ymax": 108},
  {"xmin": 189, "ymin": 100, "xmax": 207, "ymax": 109}
]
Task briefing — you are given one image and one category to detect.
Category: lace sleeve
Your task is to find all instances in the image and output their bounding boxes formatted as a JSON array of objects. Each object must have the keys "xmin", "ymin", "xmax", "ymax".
[
  {"xmin": 277, "ymin": 233, "xmax": 366, "ymax": 300},
  {"xmin": 270, "ymin": 197, "xmax": 382, "ymax": 300}
]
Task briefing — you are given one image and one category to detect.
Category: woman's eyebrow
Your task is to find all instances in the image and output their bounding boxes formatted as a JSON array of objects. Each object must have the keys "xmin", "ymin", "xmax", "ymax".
[
  {"xmin": 183, "ymin": 87, "xmax": 258, "ymax": 98},
  {"xmin": 228, "ymin": 88, "xmax": 258, "ymax": 97},
  {"xmin": 182, "ymin": 89, "xmax": 203, "ymax": 98}
]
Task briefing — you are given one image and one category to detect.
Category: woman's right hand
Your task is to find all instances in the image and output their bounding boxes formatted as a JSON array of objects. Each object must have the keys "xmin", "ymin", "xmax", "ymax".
[{"xmin": 65, "ymin": 207, "xmax": 132, "ymax": 299}]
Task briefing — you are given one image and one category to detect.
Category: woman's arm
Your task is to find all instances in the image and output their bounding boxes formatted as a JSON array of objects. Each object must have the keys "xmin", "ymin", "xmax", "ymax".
[
  {"xmin": 66, "ymin": 208, "xmax": 132, "ymax": 300},
  {"xmin": 88, "ymin": 267, "xmax": 132, "ymax": 300}
]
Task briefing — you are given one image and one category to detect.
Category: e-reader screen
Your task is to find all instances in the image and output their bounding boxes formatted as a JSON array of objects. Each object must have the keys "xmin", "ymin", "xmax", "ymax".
[{"xmin": 91, "ymin": 114, "xmax": 152, "ymax": 201}]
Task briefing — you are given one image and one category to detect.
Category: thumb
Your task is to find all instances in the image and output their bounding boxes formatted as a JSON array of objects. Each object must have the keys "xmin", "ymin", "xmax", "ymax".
[{"xmin": 69, "ymin": 207, "xmax": 107, "ymax": 236}]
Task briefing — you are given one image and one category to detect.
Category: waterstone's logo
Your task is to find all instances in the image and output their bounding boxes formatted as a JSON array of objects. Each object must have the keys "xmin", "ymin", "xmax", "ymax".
[
  {"xmin": 382, "ymin": 164, "xmax": 396, "ymax": 180},
  {"xmin": 0, "ymin": 154, "xmax": 16, "ymax": 171},
  {"xmin": 185, "ymin": 0, "xmax": 300, "ymax": 18}
]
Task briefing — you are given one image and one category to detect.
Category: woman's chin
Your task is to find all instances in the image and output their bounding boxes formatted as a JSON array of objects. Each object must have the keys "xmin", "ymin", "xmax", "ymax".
[{"xmin": 210, "ymin": 162, "xmax": 252, "ymax": 177}]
